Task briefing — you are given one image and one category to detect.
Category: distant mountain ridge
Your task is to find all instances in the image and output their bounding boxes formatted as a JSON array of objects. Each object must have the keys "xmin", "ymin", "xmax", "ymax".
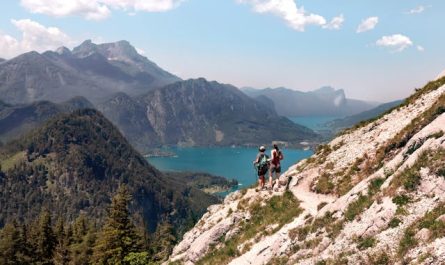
[
  {"xmin": 326, "ymin": 99, "xmax": 404, "ymax": 132},
  {"xmin": 0, "ymin": 96, "xmax": 93, "ymax": 144},
  {"xmin": 0, "ymin": 40, "xmax": 319, "ymax": 150},
  {"xmin": 0, "ymin": 40, "xmax": 180, "ymax": 104},
  {"xmin": 99, "ymin": 78, "xmax": 318, "ymax": 151},
  {"xmin": 242, "ymin": 86, "xmax": 378, "ymax": 117}
]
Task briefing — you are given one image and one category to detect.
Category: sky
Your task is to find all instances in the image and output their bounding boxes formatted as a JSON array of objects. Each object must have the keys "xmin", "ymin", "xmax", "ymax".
[{"xmin": 0, "ymin": 0, "xmax": 444, "ymax": 102}]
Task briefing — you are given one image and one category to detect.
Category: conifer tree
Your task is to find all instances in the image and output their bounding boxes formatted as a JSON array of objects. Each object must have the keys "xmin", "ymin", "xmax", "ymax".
[
  {"xmin": 31, "ymin": 208, "xmax": 56, "ymax": 265},
  {"xmin": 151, "ymin": 221, "xmax": 176, "ymax": 262},
  {"xmin": 53, "ymin": 217, "xmax": 70, "ymax": 265},
  {"xmin": 69, "ymin": 216, "xmax": 96, "ymax": 265},
  {"xmin": 0, "ymin": 221, "xmax": 21, "ymax": 264},
  {"xmin": 92, "ymin": 185, "xmax": 142, "ymax": 264}
]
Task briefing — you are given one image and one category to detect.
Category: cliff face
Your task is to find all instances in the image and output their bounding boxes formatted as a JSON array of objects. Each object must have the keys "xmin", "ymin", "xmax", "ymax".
[
  {"xmin": 169, "ymin": 77, "xmax": 445, "ymax": 265},
  {"xmin": 99, "ymin": 78, "xmax": 319, "ymax": 151}
]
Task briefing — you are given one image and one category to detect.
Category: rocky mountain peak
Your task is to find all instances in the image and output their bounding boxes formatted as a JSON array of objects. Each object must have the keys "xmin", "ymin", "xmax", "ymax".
[
  {"xmin": 55, "ymin": 46, "xmax": 72, "ymax": 56},
  {"xmin": 72, "ymin": 39, "xmax": 98, "ymax": 58}
]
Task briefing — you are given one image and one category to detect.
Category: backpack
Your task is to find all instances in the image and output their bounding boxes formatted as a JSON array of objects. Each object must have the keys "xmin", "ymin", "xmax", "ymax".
[
  {"xmin": 256, "ymin": 153, "xmax": 269, "ymax": 172},
  {"xmin": 272, "ymin": 150, "xmax": 284, "ymax": 164}
]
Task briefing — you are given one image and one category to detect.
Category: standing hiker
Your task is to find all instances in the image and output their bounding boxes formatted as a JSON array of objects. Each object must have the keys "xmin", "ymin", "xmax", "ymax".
[
  {"xmin": 253, "ymin": 146, "xmax": 269, "ymax": 191},
  {"xmin": 269, "ymin": 144, "xmax": 284, "ymax": 190}
]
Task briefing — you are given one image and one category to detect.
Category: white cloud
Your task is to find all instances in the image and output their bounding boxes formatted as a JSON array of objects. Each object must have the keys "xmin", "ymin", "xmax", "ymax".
[
  {"xmin": 238, "ymin": 0, "xmax": 342, "ymax": 32},
  {"xmin": 20, "ymin": 0, "xmax": 184, "ymax": 20},
  {"xmin": 0, "ymin": 19, "xmax": 74, "ymax": 59},
  {"xmin": 376, "ymin": 34, "xmax": 413, "ymax": 52},
  {"xmin": 405, "ymin": 5, "xmax": 431, "ymax": 15},
  {"xmin": 356, "ymin": 16, "xmax": 378, "ymax": 33},
  {"xmin": 323, "ymin": 14, "xmax": 344, "ymax": 30},
  {"xmin": 417, "ymin": 45, "xmax": 425, "ymax": 52}
]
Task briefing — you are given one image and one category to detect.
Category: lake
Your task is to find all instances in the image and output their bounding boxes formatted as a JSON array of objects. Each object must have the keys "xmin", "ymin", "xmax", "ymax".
[{"xmin": 147, "ymin": 147, "xmax": 313, "ymax": 192}]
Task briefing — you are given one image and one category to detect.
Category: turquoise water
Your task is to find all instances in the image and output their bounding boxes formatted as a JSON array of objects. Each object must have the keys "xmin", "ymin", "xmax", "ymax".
[
  {"xmin": 288, "ymin": 116, "xmax": 341, "ymax": 131},
  {"xmin": 148, "ymin": 147, "xmax": 313, "ymax": 191}
]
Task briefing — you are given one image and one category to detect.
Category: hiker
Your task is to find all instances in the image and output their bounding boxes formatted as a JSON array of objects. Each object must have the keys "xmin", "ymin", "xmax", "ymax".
[
  {"xmin": 253, "ymin": 146, "xmax": 269, "ymax": 191},
  {"xmin": 269, "ymin": 144, "xmax": 284, "ymax": 190}
]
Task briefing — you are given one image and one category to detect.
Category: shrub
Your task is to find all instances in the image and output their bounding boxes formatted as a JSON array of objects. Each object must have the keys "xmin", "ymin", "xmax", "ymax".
[
  {"xmin": 356, "ymin": 236, "xmax": 376, "ymax": 250},
  {"xmin": 344, "ymin": 195, "xmax": 373, "ymax": 221},
  {"xmin": 392, "ymin": 194, "xmax": 411, "ymax": 206},
  {"xmin": 315, "ymin": 173, "xmax": 334, "ymax": 194},
  {"xmin": 388, "ymin": 217, "xmax": 402, "ymax": 228}
]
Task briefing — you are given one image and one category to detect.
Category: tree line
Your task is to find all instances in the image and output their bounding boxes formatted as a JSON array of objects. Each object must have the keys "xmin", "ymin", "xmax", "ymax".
[{"xmin": 0, "ymin": 186, "xmax": 176, "ymax": 265}]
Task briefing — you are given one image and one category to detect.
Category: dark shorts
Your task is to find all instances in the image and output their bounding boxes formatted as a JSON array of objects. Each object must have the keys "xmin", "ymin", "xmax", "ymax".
[
  {"xmin": 258, "ymin": 167, "xmax": 268, "ymax": 177},
  {"xmin": 270, "ymin": 164, "xmax": 281, "ymax": 174}
]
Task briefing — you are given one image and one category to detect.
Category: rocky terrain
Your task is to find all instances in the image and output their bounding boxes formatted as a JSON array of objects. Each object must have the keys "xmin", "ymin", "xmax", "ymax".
[{"xmin": 168, "ymin": 76, "xmax": 445, "ymax": 264}]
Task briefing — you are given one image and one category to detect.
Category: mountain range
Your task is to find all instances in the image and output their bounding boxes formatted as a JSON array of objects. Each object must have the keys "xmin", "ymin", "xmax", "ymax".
[
  {"xmin": 0, "ymin": 41, "xmax": 320, "ymax": 151},
  {"xmin": 242, "ymin": 86, "xmax": 378, "ymax": 117},
  {"xmin": 98, "ymin": 78, "xmax": 318, "ymax": 151},
  {"xmin": 0, "ymin": 40, "xmax": 179, "ymax": 105}
]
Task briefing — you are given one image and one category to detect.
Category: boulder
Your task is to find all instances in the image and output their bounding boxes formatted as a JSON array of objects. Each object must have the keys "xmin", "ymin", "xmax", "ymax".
[{"xmin": 415, "ymin": 228, "xmax": 431, "ymax": 243}]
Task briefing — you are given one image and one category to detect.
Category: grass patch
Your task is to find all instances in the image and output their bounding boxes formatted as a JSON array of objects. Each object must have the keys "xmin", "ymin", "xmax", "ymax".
[
  {"xmin": 398, "ymin": 203, "xmax": 445, "ymax": 257},
  {"xmin": 317, "ymin": 202, "xmax": 328, "ymax": 211},
  {"xmin": 197, "ymin": 191, "xmax": 303, "ymax": 264},
  {"xmin": 367, "ymin": 251, "xmax": 391, "ymax": 265},
  {"xmin": 0, "ymin": 151, "xmax": 26, "ymax": 171},
  {"xmin": 356, "ymin": 236, "xmax": 376, "ymax": 250},
  {"xmin": 392, "ymin": 194, "xmax": 411, "ymax": 206},
  {"xmin": 314, "ymin": 173, "xmax": 334, "ymax": 194},
  {"xmin": 389, "ymin": 148, "xmax": 445, "ymax": 193},
  {"xmin": 388, "ymin": 217, "xmax": 402, "ymax": 228},
  {"xmin": 344, "ymin": 195, "xmax": 373, "ymax": 221}
]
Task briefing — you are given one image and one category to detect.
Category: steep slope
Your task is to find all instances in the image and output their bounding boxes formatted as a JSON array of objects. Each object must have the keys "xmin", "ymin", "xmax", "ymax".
[
  {"xmin": 169, "ymin": 76, "xmax": 445, "ymax": 264},
  {"xmin": 0, "ymin": 40, "xmax": 180, "ymax": 104},
  {"xmin": 0, "ymin": 97, "xmax": 93, "ymax": 143},
  {"xmin": 326, "ymin": 99, "xmax": 403, "ymax": 133},
  {"xmin": 99, "ymin": 79, "xmax": 318, "ymax": 150},
  {"xmin": 0, "ymin": 109, "xmax": 219, "ymax": 234},
  {"xmin": 242, "ymin": 86, "xmax": 377, "ymax": 117}
]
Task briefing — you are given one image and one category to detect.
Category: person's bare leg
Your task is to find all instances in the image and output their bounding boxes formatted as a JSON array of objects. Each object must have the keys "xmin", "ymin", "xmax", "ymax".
[{"xmin": 269, "ymin": 170, "xmax": 273, "ymax": 189}]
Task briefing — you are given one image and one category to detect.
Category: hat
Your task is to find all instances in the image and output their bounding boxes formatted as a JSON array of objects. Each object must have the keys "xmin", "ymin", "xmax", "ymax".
[{"xmin": 259, "ymin": 146, "xmax": 266, "ymax": 152}]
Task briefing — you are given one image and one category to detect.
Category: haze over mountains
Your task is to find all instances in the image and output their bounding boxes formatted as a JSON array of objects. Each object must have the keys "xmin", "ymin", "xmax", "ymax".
[
  {"xmin": 0, "ymin": 40, "xmax": 179, "ymax": 104},
  {"xmin": 98, "ymin": 78, "xmax": 317, "ymax": 151},
  {"xmin": 0, "ymin": 40, "xmax": 320, "ymax": 151},
  {"xmin": 242, "ymin": 86, "xmax": 378, "ymax": 117}
]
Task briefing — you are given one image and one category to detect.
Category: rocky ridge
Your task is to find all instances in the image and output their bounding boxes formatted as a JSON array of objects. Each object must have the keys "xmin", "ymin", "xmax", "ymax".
[{"xmin": 168, "ymin": 77, "xmax": 445, "ymax": 264}]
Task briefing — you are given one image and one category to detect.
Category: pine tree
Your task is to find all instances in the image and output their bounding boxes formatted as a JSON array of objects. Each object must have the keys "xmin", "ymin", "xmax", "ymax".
[
  {"xmin": 31, "ymin": 208, "xmax": 56, "ymax": 265},
  {"xmin": 69, "ymin": 216, "xmax": 96, "ymax": 265},
  {"xmin": 151, "ymin": 221, "xmax": 176, "ymax": 262},
  {"xmin": 0, "ymin": 220, "xmax": 32, "ymax": 264},
  {"xmin": 53, "ymin": 217, "xmax": 70, "ymax": 265},
  {"xmin": 0, "ymin": 221, "xmax": 21, "ymax": 264},
  {"xmin": 92, "ymin": 185, "xmax": 142, "ymax": 264}
]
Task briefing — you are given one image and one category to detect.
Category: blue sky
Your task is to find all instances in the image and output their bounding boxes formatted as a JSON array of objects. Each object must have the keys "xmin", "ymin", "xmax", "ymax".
[{"xmin": 0, "ymin": 0, "xmax": 444, "ymax": 102}]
